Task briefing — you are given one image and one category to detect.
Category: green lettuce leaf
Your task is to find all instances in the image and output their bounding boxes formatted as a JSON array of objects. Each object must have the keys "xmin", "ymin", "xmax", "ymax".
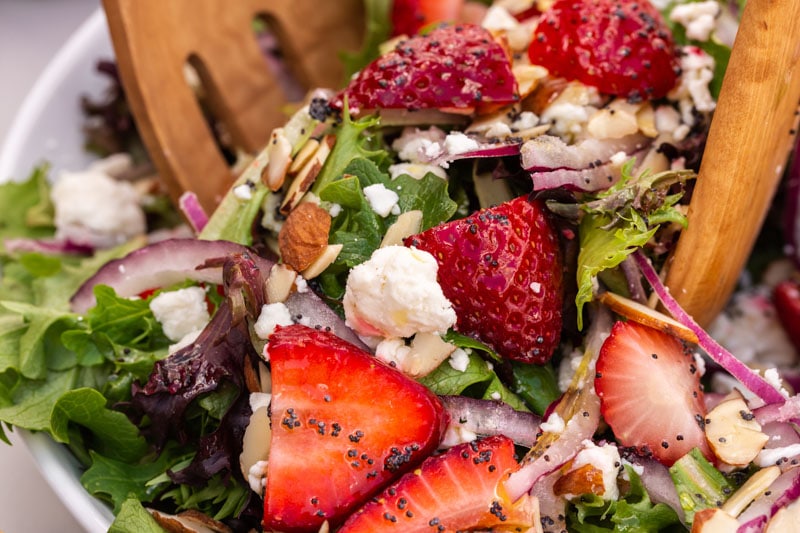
[
  {"xmin": 108, "ymin": 497, "xmax": 166, "ymax": 533},
  {"xmin": 0, "ymin": 165, "xmax": 55, "ymax": 252}
]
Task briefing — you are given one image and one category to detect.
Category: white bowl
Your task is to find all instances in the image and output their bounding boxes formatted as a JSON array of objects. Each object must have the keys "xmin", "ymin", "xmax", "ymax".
[{"xmin": 0, "ymin": 8, "xmax": 116, "ymax": 532}]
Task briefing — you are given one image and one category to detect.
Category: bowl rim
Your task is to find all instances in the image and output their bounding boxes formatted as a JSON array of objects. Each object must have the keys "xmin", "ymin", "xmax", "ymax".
[{"xmin": 0, "ymin": 7, "xmax": 115, "ymax": 532}]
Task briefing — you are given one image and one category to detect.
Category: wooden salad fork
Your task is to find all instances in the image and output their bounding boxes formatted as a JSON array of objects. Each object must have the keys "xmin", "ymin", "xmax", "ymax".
[
  {"xmin": 663, "ymin": 0, "xmax": 800, "ymax": 326},
  {"xmin": 102, "ymin": 0, "xmax": 364, "ymax": 212},
  {"xmin": 103, "ymin": 0, "xmax": 800, "ymax": 327}
]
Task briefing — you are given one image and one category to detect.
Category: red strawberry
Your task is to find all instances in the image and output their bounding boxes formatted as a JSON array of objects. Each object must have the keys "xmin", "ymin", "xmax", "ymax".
[
  {"xmin": 527, "ymin": 0, "xmax": 680, "ymax": 101},
  {"xmin": 263, "ymin": 324, "xmax": 448, "ymax": 532},
  {"xmin": 390, "ymin": 0, "xmax": 463, "ymax": 37},
  {"xmin": 404, "ymin": 196, "xmax": 563, "ymax": 364},
  {"xmin": 339, "ymin": 435, "xmax": 536, "ymax": 532},
  {"xmin": 595, "ymin": 320, "xmax": 712, "ymax": 466},
  {"xmin": 774, "ymin": 279, "xmax": 800, "ymax": 353},
  {"xmin": 336, "ymin": 24, "xmax": 519, "ymax": 115}
]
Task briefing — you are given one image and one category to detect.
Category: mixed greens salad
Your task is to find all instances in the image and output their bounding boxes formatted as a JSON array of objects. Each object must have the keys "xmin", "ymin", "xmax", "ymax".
[{"xmin": 3, "ymin": 0, "xmax": 800, "ymax": 532}]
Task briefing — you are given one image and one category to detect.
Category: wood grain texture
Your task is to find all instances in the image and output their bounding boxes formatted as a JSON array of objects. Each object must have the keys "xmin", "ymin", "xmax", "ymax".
[
  {"xmin": 664, "ymin": 0, "xmax": 800, "ymax": 327},
  {"xmin": 102, "ymin": 0, "xmax": 364, "ymax": 212}
]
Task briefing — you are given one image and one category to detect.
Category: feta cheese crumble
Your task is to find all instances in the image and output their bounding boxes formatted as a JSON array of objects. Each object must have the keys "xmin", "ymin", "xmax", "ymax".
[
  {"xmin": 571, "ymin": 440, "xmax": 622, "ymax": 501},
  {"xmin": 343, "ymin": 246, "xmax": 457, "ymax": 338},
  {"xmin": 52, "ymin": 166, "xmax": 146, "ymax": 248},
  {"xmin": 149, "ymin": 286, "xmax": 211, "ymax": 342},
  {"xmin": 448, "ymin": 348, "xmax": 471, "ymax": 372},
  {"xmin": 363, "ymin": 183, "xmax": 401, "ymax": 217},
  {"xmin": 254, "ymin": 302, "xmax": 294, "ymax": 339},
  {"xmin": 669, "ymin": 1, "xmax": 720, "ymax": 42}
]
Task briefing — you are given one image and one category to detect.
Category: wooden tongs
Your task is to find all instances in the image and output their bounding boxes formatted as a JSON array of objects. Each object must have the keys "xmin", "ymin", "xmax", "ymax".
[{"xmin": 103, "ymin": 0, "xmax": 800, "ymax": 327}]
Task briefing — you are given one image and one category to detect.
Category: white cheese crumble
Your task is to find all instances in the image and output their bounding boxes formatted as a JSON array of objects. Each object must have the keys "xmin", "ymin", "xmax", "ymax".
[
  {"xmin": 571, "ymin": 440, "xmax": 622, "ymax": 501},
  {"xmin": 670, "ymin": 1, "xmax": 720, "ymax": 42},
  {"xmin": 448, "ymin": 348, "xmax": 471, "ymax": 372},
  {"xmin": 254, "ymin": 302, "xmax": 294, "ymax": 339},
  {"xmin": 149, "ymin": 287, "xmax": 211, "ymax": 342},
  {"xmin": 327, "ymin": 203, "xmax": 343, "ymax": 217},
  {"xmin": 249, "ymin": 392, "xmax": 272, "ymax": 412},
  {"xmin": 512, "ymin": 111, "xmax": 540, "ymax": 131},
  {"xmin": 233, "ymin": 182, "xmax": 254, "ymax": 200},
  {"xmin": 343, "ymin": 246, "xmax": 456, "ymax": 338},
  {"xmin": 363, "ymin": 183, "xmax": 400, "ymax": 217},
  {"xmin": 375, "ymin": 337, "xmax": 411, "ymax": 368},
  {"xmin": 669, "ymin": 47, "xmax": 716, "ymax": 121},
  {"xmin": 248, "ymin": 460, "xmax": 269, "ymax": 493},
  {"xmin": 540, "ymin": 412, "xmax": 565, "ymax": 434},
  {"xmin": 443, "ymin": 132, "xmax": 480, "ymax": 155},
  {"xmin": 51, "ymin": 166, "xmax": 146, "ymax": 248},
  {"xmin": 391, "ymin": 126, "xmax": 447, "ymax": 163}
]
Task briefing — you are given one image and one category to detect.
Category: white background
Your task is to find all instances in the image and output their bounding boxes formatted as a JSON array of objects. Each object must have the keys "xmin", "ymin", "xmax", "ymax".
[{"xmin": 0, "ymin": 1, "xmax": 98, "ymax": 531}]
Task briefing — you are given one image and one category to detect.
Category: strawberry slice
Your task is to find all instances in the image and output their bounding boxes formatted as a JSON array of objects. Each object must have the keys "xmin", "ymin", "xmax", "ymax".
[
  {"xmin": 263, "ymin": 324, "xmax": 448, "ymax": 532},
  {"xmin": 339, "ymin": 435, "xmax": 536, "ymax": 532},
  {"xmin": 390, "ymin": 0, "xmax": 463, "ymax": 37},
  {"xmin": 404, "ymin": 196, "xmax": 563, "ymax": 364},
  {"xmin": 595, "ymin": 320, "xmax": 711, "ymax": 466},
  {"xmin": 527, "ymin": 0, "xmax": 680, "ymax": 101},
  {"xmin": 774, "ymin": 279, "xmax": 800, "ymax": 353},
  {"xmin": 335, "ymin": 24, "xmax": 519, "ymax": 116}
]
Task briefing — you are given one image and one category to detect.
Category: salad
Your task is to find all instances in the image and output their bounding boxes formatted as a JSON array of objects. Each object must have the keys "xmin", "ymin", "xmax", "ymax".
[{"xmin": 2, "ymin": 0, "xmax": 800, "ymax": 532}]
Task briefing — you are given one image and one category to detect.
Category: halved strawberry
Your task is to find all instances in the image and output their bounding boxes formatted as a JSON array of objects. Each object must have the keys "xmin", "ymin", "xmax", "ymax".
[
  {"xmin": 390, "ymin": 0, "xmax": 463, "ymax": 37},
  {"xmin": 404, "ymin": 196, "xmax": 563, "ymax": 364},
  {"xmin": 335, "ymin": 24, "xmax": 519, "ymax": 116},
  {"xmin": 527, "ymin": 0, "xmax": 680, "ymax": 101},
  {"xmin": 595, "ymin": 320, "xmax": 712, "ymax": 466},
  {"xmin": 339, "ymin": 435, "xmax": 536, "ymax": 532},
  {"xmin": 774, "ymin": 279, "xmax": 800, "ymax": 353},
  {"xmin": 263, "ymin": 324, "xmax": 448, "ymax": 532}
]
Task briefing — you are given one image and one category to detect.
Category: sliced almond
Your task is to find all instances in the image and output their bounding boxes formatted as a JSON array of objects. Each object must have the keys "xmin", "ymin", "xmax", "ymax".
[
  {"xmin": 404, "ymin": 332, "xmax": 457, "ymax": 378},
  {"xmin": 704, "ymin": 392, "xmax": 768, "ymax": 467},
  {"xmin": 301, "ymin": 243, "xmax": 343, "ymax": 280},
  {"xmin": 281, "ymin": 135, "xmax": 334, "ymax": 213},
  {"xmin": 262, "ymin": 127, "xmax": 293, "ymax": 191},
  {"xmin": 513, "ymin": 64, "xmax": 549, "ymax": 99},
  {"xmin": 150, "ymin": 509, "xmax": 231, "ymax": 533},
  {"xmin": 765, "ymin": 498, "xmax": 800, "ymax": 532},
  {"xmin": 288, "ymin": 137, "xmax": 320, "ymax": 174},
  {"xmin": 266, "ymin": 263, "xmax": 298, "ymax": 303},
  {"xmin": 239, "ymin": 403, "xmax": 271, "ymax": 495},
  {"xmin": 597, "ymin": 292, "xmax": 698, "ymax": 343},
  {"xmin": 381, "ymin": 210, "xmax": 423, "ymax": 247},
  {"xmin": 721, "ymin": 465, "xmax": 781, "ymax": 517},
  {"xmin": 634, "ymin": 145, "xmax": 670, "ymax": 175},
  {"xmin": 690, "ymin": 508, "xmax": 739, "ymax": 533},
  {"xmin": 636, "ymin": 102, "xmax": 659, "ymax": 138},
  {"xmin": 587, "ymin": 99, "xmax": 641, "ymax": 139},
  {"xmin": 278, "ymin": 202, "xmax": 331, "ymax": 272}
]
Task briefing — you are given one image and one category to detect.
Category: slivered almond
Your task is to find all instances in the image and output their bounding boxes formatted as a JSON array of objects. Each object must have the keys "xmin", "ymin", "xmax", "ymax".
[
  {"xmin": 281, "ymin": 135, "xmax": 334, "ymax": 214},
  {"xmin": 278, "ymin": 202, "xmax": 331, "ymax": 272},
  {"xmin": 597, "ymin": 291, "xmax": 698, "ymax": 343},
  {"xmin": 514, "ymin": 124, "xmax": 550, "ymax": 140},
  {"xmin": 513, "ymin": 64, "xmax": 549, "ymax": 99},
  {"xmin": 704, "ymin": 391, "xmax": 768, "ymax": 467},
  {"xmin": 405, "ymin": 332, "xmax": 457, "ymax": 378},
  {"xmin": 239, "ymin": 404, "xmax": 271, "ymax": 496},
  {"xmin": 636, "ymin": 103, "xmax": 658, "ymax": 138},
  {"xmin": 721, "ymin": 465, "xmax": 781, "ymax": 517},
  {"xmin": 765, "ymin": 498, "xmax": 800, "ymax": 532},
  {"xmin": 150, "ymin": 509, "xmax": 231, "ymax": 533},
  {"xmin": 262, "ymin": 128, "xmax": 293, "ymax": 191},
  {"xmin": 587, "ymin": 99, "xmax": 641, "ymax": 139},
  {"xmin": 381, "ymin": 210, "xmax": 423, "ymax": 247},
  {"xmin": 690, "ymin": 508, "xmax": 739, "ymax": 533},
  {"xmin": 266, "ymin": 263, "xmax": 298, "ymax": 303},
  {"xmin": 289, "ymin": 137, "xmax": 320, "ymax": 174},
  {"xmin": 301, "ymin": 244, "xmax": 343, "ymax": 280}
]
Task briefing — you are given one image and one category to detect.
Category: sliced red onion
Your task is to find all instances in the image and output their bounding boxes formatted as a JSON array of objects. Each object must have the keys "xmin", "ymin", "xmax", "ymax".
[
  {"xmin": 532, "ymin": 468, "xmax": 569, "ymax": 532},
  {"xmin": 755, "ymin": 395, "xmax": 800, "ymax": 425},
  {"xmin": 531, "ymin": 158, "xmax": 630, "ymax": 192},
  {"xmin": 284, "ymin": 290, "xmax": 368, "ymax": 350},
  {"xmin": 423, "ymin": 138, "xmax": 522, "ymax": 167},
  {"xmin": 781, "ymin": 136, "xmax": 800, "ymax": 267},
  {"xmin": 178, "ymin": 192, "xmax": 209, "ymax": 233},
  {"xmin": 438, "ymin": 395, "xmax": 541, "ymax": 448},
  {"xmin": 633, "ymin": 251, "xmax": 787, "ymax": 405},
  {"xmin": 4, "ymin": 237, "xmax": 94, "ymax": 256},
  {"xmin": 70, "ymin": 238, "xmax": 254, "ymax": 313},
  {"xmin": 737, "ymin": 467, "xmax": 800, "ymax": 531},
  {"xmin": 521, "ymin": 133, "xmax": 649, "ymax": 172}
]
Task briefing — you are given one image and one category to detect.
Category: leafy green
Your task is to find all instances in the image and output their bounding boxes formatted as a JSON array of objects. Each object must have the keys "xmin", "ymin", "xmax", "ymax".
[
  {"xmin": 509, "ymin": 360, "xmax": 560, "ymax": 415},
  {"xmin": 549, "ymin": 163, "xmax": 693, "ymax": 329},
  {"xmin": 0, "ymin": 165, "xmax": 55, "ymax": 252},
  {"xmin": 567, "ymin": 465, "xmax": 682, "ymax": 532},
  {"xmin": 669, "ymin": 447, "xmax": 735, "ymax": 525},
  {"xmin": 340, "ymin": 0, "xmax": 392, "ymax": 79},
  {"xmin": 108, "ymin": 496, "xmax": 166, "ymax": 533}
]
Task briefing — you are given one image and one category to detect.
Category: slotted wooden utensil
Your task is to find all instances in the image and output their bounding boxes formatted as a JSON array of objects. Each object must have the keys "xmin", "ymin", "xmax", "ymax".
[
  {"xmin": 103, "ymin": 0, "xmax": 800, "ymax": 326},
  {"xmin": 663, "ymin": 0, "xmax": 800, "ymax": 327},
  {"xmin": 102, "ymin": 0, "xmax": 364, "ymax": 212}
]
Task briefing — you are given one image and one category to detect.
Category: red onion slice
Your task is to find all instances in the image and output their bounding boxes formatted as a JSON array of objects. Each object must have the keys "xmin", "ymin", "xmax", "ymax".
[
  {"xmin": 4, "ymin": 237, "xmax": 94, "ymax": 256},
  {"xmin": 438, "ymin": 395, "xmax": 541, "ymax": 447},
  {"xmin": 737, "ymin": 467, "xmax": 800, "ymax": 531},
  {"xmin": 633, "ymin": 251, "xmax": 787, "ymax": 405},
  {"xmin": 70, "ymin": 238, "xmax": 254, "ymax": 313},
  {"xmin": 178, "ymin": 192, "xmax": 209, "ymax": 233}
]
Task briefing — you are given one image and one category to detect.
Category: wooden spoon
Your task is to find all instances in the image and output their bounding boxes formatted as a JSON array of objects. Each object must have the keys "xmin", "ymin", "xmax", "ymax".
[
  {"xmin": 664, "ymin": 0, "xmax": 800, "ymax": 327},
  {"xmin": 102, "ymin": 0, "xmax": 364, "ymax": 212}
]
